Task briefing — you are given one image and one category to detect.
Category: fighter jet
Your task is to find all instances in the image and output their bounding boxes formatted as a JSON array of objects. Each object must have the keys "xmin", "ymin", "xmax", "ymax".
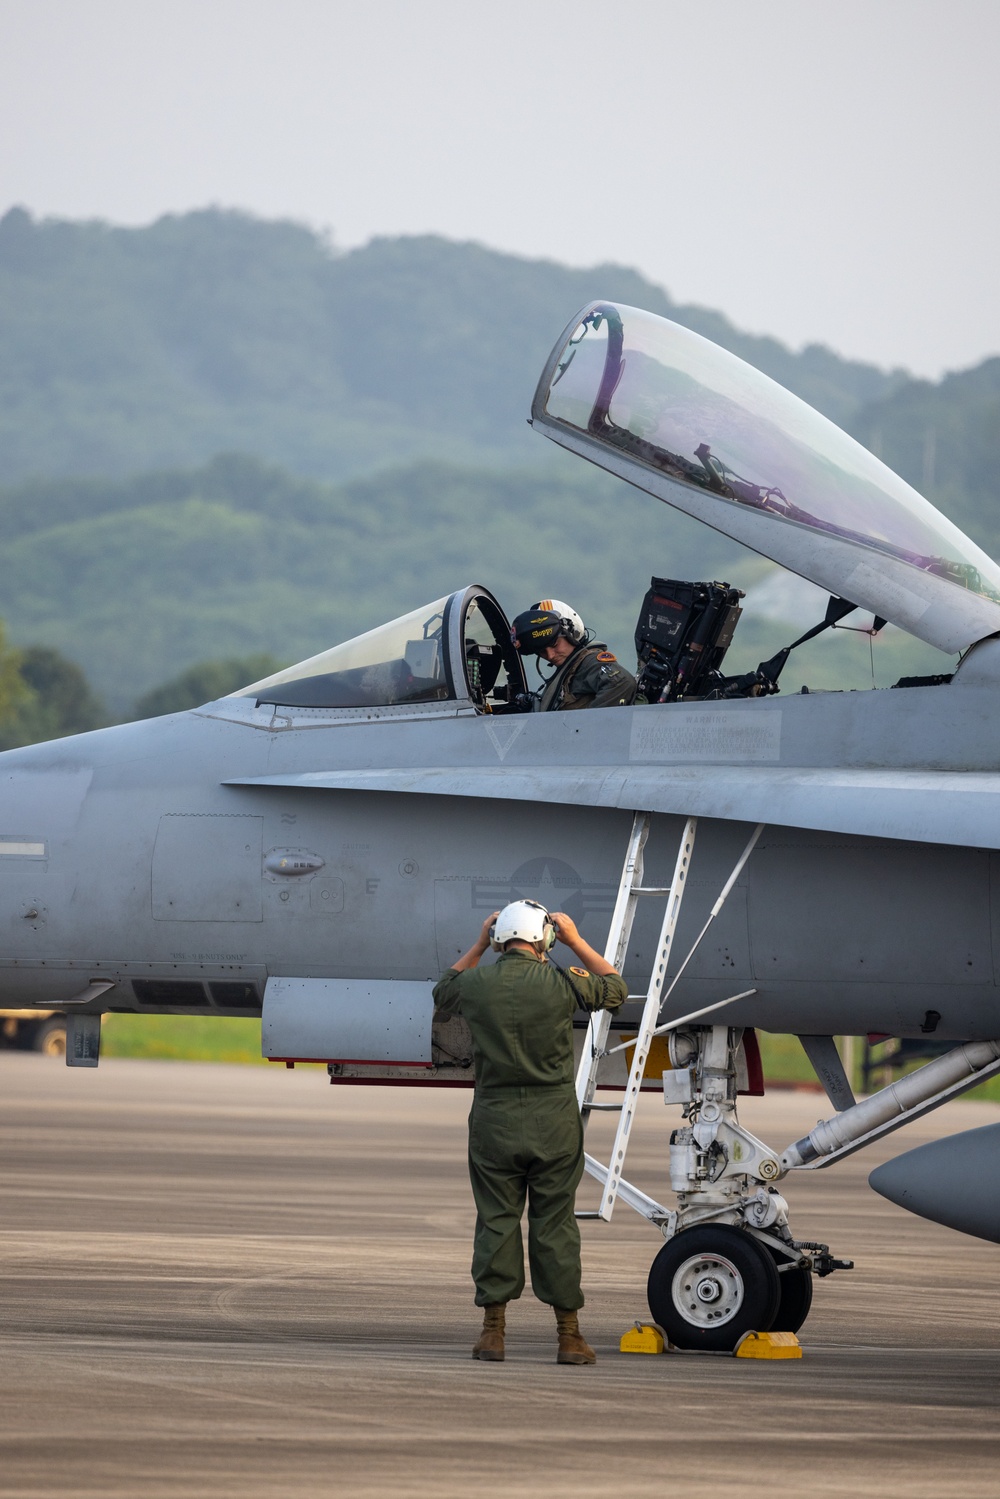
[{"xmin": 2, "ymin": 299, "xmax": 999, "ymax": 1350}]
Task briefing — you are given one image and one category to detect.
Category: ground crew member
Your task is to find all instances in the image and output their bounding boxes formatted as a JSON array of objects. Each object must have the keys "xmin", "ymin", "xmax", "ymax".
[
  {"xmin": 433, "ymin": 899, "xmax": 627, "ymax": 1364},
  {"xmin": 510, "ymin": 599, "xmax": 637, "ymax": 710}
]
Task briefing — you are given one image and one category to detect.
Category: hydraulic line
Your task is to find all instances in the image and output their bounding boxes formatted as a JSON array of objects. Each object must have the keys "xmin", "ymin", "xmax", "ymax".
[{"xmin": 781, "ymin": 1038, "xmax": 1000, "ymax": 1168}]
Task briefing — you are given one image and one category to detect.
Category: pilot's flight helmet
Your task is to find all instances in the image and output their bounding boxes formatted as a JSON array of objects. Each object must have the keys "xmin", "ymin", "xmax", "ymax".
[
  {"xmin": 490, "ymin": 899, "xmax": 557, "ymax": 952},
  {"xmin": 511, "ymin": 599, "xmax": 587, "ymax": 655}
]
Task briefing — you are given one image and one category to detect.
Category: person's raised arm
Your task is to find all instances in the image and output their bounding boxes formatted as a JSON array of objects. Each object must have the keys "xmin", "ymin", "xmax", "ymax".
[
  {"xmin": 450, "ymin": 912, "xmax": 500, "ymax": 972},
  {"xmin": 549, "ymin": 913, "xmax": 618, "ymax": 976}
]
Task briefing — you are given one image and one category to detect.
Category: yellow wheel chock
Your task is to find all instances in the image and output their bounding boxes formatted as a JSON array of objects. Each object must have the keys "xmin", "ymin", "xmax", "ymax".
[
  {"xmin": 619, "ymin": 1322, "xmax": 665, "ymax": 1354},
  {"xmin": 618, "ymin": 1323, "xmax": 803, "ymax": 1358},
  {"xmin": 734, "ymin": 1330, "xmax": 802, "ymax": 1359}
]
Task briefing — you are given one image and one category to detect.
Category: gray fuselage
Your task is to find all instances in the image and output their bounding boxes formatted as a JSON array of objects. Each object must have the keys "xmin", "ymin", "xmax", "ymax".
[{"xmin": 2, "ymin": 659, "xmax": 999, "ymax": 1045}]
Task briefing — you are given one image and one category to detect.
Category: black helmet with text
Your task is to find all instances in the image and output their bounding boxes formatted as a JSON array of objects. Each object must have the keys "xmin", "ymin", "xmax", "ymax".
[{"xmin": 511, "ymin": 599, "xmax": 587, "ymax": 656}]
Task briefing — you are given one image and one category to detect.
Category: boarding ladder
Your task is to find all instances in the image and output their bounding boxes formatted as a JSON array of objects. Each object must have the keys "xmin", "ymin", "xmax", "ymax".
[{"xmin": 574, "ymin": 811, "xmax": 763, "ymax": 1224}]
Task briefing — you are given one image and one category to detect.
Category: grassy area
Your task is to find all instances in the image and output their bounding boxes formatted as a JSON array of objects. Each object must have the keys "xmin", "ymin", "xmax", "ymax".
[
  {"xmin": 956, "ymin": 1077, "xmax": 1000, "ymax": 1103},
  {"xmin": 101, "ymin": 1014, "xmax": 270, "ymax": 1065},
  {"xmin": 757, "ymin": 1031, "xmax": 1000, "ymax": 1104},
  {"xmin": 756, "ymin": 1032, "xmax": 817, "ymax": 1086},
  {"xmin": 98, "ymin": 1015, "xmax": 1000, "ymax": 1102}
]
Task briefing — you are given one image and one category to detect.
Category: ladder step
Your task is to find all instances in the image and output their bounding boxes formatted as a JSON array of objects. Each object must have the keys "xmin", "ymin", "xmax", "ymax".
[
  {"xmin": 633, "ymin": 886, "xmax": 672, "ymax": 895},
  {"xmin": 585, "ymin": 815, "xmax": 699, "ymax": 1225},
  {"xmin": 581, "ymin": 1101, "xmax": 625, "ymax": 1112},
  {"xmin": 574, "ymin": 1211, "xmax": 607, "ymax": 1219}
]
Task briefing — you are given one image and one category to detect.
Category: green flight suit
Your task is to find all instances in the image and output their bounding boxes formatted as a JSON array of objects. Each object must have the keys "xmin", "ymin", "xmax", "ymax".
[
  {"xmin": 433, "ymin": 950, "xmax": 627, "ymax": 1309},
  {"xmin": 537, "ymin": 643, "xmax": 637, "ymax": 712}
]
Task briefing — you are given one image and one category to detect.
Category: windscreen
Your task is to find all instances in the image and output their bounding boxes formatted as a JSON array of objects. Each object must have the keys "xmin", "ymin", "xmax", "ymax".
[
  {"xmin": 238, "ymin": 597, "xmax": 451, "ymax": 708},
  {"xmin": 536, "ymin": 304, "xmax": 1000, "ymax": 645}
]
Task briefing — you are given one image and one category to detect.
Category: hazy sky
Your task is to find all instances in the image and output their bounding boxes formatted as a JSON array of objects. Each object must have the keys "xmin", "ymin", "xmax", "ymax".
[{"xmin": 1, "ymin": 0, "xmax": 997, "ymax": 377}]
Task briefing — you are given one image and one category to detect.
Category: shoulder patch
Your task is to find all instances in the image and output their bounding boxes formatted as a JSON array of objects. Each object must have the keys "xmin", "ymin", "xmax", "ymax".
[
  {"xmin": 596, "ymin": 651, "xmax": 616, "ymax": 662},
  {"xmin": 569, "ymin": 966, "xmax": 590, "ymax": 978}
]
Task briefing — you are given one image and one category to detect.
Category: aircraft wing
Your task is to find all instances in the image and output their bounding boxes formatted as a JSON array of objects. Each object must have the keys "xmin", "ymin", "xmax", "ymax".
[{"xmin": 224, "ymin": 765, "xmax": 1000, "ymax": 851}]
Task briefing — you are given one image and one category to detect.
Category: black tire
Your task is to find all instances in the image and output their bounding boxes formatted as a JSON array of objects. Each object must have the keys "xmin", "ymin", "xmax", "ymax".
[
  {"xmin": 32, "ymin": 1017, "xmax": 67, "ymax": 1057},
  {"xmin": 769, "ymin": 1260, "xmax": 814, "ymax": 1334},
  {"xmin": 647, "ymin": 1225, "xmax": 781, "ymax": 1351}
]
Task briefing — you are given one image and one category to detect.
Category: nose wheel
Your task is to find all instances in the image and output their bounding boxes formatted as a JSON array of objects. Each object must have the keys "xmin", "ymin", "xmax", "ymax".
[
  {"xmin": 769, "ymin": 1254, "xmax": 813, "ymax": 1334},
  {"xmin": 647, "ymin": 1225, "xmax": 782, "ymax": 1351}
]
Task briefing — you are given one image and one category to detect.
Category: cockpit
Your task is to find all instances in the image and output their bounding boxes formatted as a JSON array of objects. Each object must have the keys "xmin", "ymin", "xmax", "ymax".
[
  {"xmin": 234, "ymin": 299, "xmax": 1000, "ymax": 718},
  {"xmin": 237, "ymin": 586, "xmax": 527, "ymax": 714}
]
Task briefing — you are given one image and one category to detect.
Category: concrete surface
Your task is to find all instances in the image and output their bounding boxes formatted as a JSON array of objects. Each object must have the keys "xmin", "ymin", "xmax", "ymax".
[{"xmin": 1, "ymin": 1053, "xmax": 998, "ymax": 1498}]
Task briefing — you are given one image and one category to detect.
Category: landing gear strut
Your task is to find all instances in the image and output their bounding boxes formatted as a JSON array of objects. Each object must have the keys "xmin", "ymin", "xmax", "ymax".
[{"xmin": 649, "ymin": 1023, "xmax": 851, "ymax": 1349}]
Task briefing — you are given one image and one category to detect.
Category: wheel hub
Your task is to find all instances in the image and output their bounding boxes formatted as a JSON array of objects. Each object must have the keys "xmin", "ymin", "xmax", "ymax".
[{"xmin": 672, "ymin": 1252, "xmax": 744, "ymax": 1327}]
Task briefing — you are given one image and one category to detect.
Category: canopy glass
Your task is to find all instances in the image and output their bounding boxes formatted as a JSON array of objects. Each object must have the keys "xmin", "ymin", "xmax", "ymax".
[{"xmin": 532, "ymin": 302, "xmax": 1000, "ymax": 654}]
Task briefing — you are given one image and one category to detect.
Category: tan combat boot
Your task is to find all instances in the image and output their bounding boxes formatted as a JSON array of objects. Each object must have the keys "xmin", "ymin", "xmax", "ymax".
[
  {"xmin": 472, "ymin": 1303, "xmax": 506, "ymax": 1361},
  {"xmin": 555, "ymin": 1307, "xmax": 596, "ymax": 1365}
]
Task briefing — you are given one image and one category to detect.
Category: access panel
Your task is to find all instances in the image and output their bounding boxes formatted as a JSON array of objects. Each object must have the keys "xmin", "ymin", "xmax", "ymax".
[
  {"xmin": 262, "ymin": 976, "xmax": 433, "ymax": 1064},
  {"xmin": 152, "ymin": 814, "xmax": 263, "ymax": 921}
]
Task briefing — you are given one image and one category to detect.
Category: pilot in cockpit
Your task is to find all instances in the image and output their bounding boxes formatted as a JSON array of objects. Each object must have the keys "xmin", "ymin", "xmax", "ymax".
[{"xmin": 511, "ymin": 600, "xmax": 637, "ymax": 711}]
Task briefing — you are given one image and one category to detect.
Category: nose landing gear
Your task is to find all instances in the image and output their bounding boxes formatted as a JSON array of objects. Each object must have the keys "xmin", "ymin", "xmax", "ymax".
[{"xmin": 647, "ymin": 1023, "xmax": 851, "ymax": 1350}]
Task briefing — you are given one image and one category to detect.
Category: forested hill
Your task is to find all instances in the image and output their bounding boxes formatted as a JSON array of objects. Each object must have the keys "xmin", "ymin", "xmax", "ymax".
[
  {"xmin": 0, "ymin": 206, "xmax": 908, "ymax": 484},
  {"xmin": 0, "ymin": 454, "xmax": 952, "ymax": 715},
  {"xmin": 0, "ymin": 205, "xmax": 995, "ymax": 724},
  {"xmin": 849, "ymin": 359, "xmax": 1000, "ymax": 554}
]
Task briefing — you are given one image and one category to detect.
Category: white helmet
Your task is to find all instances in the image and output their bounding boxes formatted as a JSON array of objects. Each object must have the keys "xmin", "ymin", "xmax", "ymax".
[
  {"xmin": 534, "ymin": 599, "xmax": 587, "ymax": 647},
  {"xmin": 490, "ymin": 899, "xmax": 557, "ymax": 952}
]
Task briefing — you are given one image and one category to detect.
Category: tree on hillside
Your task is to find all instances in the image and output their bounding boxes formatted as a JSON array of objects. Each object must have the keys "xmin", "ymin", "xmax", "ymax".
[
  {"xmin": 850, "ymin": 358, "xmax": 1000, "ymax": 561},
  {"xmin": 0, "ymin": 620, "xmax": 28, "ymax": 733},
  {"xmin": 0, "ymin": 644, "xmax": 107, "ymax": 750},
  {"xmin": 133, "ymin": 654, "xmax": 282, "ymax": 719}
]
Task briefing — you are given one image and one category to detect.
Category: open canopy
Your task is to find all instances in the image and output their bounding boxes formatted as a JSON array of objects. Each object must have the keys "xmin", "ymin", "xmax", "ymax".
[
  {"xmin": 236, "ymin": 585, "xmax": 526, "ymax": 712},
  {"xmin": 531, "ymin": 302, "xmax": 1000, "ymax": 656}
]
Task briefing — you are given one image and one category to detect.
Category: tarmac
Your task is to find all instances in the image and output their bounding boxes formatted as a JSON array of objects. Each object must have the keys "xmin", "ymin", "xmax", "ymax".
[{"xmin": 1, "ymin": 1052, "xmax": 998, "ymax": 1499}]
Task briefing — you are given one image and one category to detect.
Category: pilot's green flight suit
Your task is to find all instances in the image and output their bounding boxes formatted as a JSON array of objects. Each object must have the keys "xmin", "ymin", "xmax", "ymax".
[
  {"xmin": 433, "ymin": 950, "xmax": 627, "ymax": 1309},
  {"xmin": 536, "ymin": 642, "xmax": 637, "ymax": 712}
]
